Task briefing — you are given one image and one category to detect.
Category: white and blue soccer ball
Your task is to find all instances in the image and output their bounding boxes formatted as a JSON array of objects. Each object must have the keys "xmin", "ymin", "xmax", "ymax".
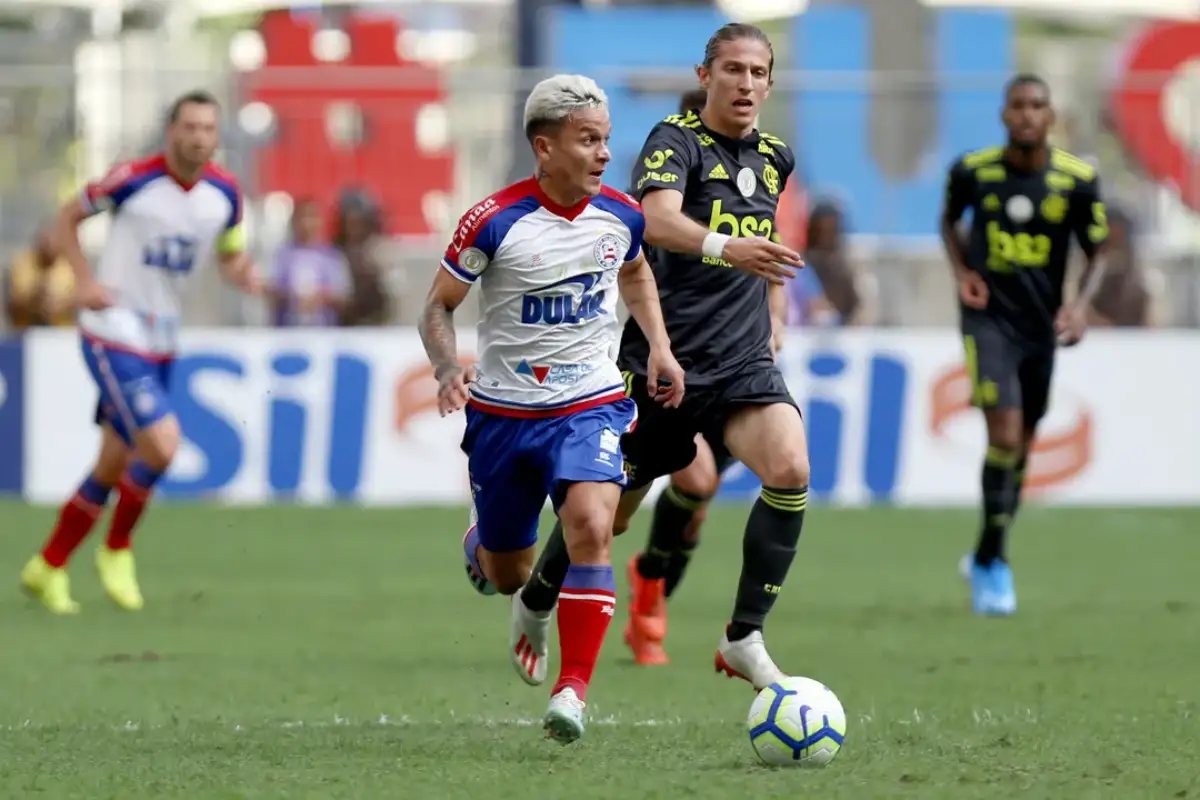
[{"xmin": 747, "ymin": 676, "xmax": 846, "ymax": 767}]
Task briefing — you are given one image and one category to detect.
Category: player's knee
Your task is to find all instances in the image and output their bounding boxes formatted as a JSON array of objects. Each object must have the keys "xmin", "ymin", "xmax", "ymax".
[
  {"xmin": 559, "ymin": 505, "xmax": 613, "ymax": 565},
  {"xmin": 758, "ymin": 451, "xmax": 810, "ymax": 489},
  {"xmin": 987, "ymin": 430, "xmax": 1022, "ymax": 455},
  {"xmin": 672, "ymin": 466, "xmax": 719, "ymax": 499},
  {"xmin": 480, "ymin": 550, "xmax": 532, "ymax": 595},
  {"xmin": 137, "ymin": 415, "xmax": 181, "ymax": 471},
  {"xmin": 93, "ymin": 438, "xmax": 132, "ymax": 485}
]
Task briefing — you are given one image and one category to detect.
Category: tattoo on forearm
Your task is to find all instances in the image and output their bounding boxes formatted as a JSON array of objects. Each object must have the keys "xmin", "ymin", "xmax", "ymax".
[{"xmin": 419, "ymin": 300, "xmax": 459, "ymax": 378}]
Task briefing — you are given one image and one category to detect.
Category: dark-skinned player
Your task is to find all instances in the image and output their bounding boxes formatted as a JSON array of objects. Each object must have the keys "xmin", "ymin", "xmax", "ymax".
[{"xmin": 941, "ymin": 74, "xmax": 1108, "ymax": 616}]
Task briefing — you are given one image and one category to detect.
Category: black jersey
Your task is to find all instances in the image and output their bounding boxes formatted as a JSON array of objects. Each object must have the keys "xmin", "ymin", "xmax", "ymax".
[
  {"xmin": 945, "ymin": 146, "xmax": 1108, "ymax": 348},
  {"xmin": 618, "ymin": 110, "xmax": 795, "ymax": 385}
]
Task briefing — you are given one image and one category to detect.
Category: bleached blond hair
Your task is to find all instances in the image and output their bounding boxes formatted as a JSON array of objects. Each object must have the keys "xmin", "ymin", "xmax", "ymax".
[{"xmin": 523, "ymin": 74, "xmax": 608, "ymax": 142}]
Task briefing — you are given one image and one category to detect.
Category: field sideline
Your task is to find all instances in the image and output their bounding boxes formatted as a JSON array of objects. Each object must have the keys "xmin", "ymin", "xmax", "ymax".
[{"xmin": 3, "ymin": 502, "xmax": 1197, "ymax": 798}]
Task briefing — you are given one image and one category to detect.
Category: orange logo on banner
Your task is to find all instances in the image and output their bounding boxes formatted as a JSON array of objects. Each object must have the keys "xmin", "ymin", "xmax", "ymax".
[
  {"xmin": 393, "ymin": 355, "xmax": 478, "ymax": 432},
  {"xmin": 928, "ymin": 365, "xmax": 1093, "ymax": 495}
]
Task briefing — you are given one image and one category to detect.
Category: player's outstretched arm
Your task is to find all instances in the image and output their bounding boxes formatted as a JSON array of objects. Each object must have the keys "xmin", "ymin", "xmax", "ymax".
[
  {"xmin": 618, "ymin": 252, "xmax": 684, "ymax": 407},
  {"xmin": 419, "ymin": 268, "xmax": 474, "ymax": 416},
  {"xmin": 641, "ymin": 190, "xmax": 799, "ymax": 284}
]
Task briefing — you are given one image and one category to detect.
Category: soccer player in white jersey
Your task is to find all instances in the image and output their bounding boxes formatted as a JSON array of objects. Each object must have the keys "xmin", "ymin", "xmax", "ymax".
[
  {"xmin": 420, "ymin": 74, "xmax": 684, "ymax": 743},
  {"xmin": 20, "ymin": 90, "xmax": 262, "ymax": 615}
]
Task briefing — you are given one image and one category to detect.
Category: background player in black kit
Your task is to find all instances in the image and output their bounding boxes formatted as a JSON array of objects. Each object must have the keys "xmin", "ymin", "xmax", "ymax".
[
  {"xmin": 518, "ymin": 23, "xmax": 808, "ymax": 691},
  {"xmin": 941, "ymin": 74, "xmax": 1108, "ymax": 617}
]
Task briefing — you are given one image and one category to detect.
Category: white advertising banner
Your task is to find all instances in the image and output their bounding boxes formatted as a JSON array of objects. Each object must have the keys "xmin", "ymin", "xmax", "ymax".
[{"xmin": 21, "ymin": 328, "xmax": 1200, "ymax": 506}]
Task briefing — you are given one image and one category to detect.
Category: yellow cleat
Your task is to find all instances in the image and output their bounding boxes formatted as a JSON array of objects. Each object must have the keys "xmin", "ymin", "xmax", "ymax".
[
  {"xmin": 96, "ymin": 547, "xmax": 144, "ymax": 611},
  {"xmin": 20, "ymin": 555, "xmax": 81, "ymax": 615}
]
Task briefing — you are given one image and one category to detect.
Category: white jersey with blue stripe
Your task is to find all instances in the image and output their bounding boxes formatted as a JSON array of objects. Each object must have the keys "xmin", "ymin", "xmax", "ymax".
[
  {"xmin": 442, "ymin": 178, "xmax": 645, "ymax": 417},
  {"xmin": 77, "ymin": 154, "xmax": 244, "ymax": 357}
]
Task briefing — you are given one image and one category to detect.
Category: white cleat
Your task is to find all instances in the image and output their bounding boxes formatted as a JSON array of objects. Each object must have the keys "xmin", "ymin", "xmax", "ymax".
[
  {"xmin": 543, "ymin": 687, "xmax": 586, "ymax": 744},
  {"xmin": 714, "ymin": 630, "xmax": 788, "ymax": 690},
  {"xmin": 509, "ymin": 593, "xmax": 551, "ymax": 686}
]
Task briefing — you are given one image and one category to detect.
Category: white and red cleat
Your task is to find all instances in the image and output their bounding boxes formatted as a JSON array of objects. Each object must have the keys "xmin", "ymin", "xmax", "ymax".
[
  {"xmin": 543, "ymin": 686, "xmax": 586, "ymax": 744},
  {"xmin": 509, "ymin": 593, "xmax": 551, "ymax": 686},
  {"xmin": 714, "ymin": 629, "xmax": 787, "ymax": 690}
]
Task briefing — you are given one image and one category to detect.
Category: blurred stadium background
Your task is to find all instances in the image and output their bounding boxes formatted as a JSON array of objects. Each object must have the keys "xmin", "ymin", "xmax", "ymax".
[
  {"xmin": 1, "ymin": 0, "xmax": 1199, "ymax": 331},
  {"xmin": 4, "ymin": 5, "xmax": 1200, "ymax": 795}
]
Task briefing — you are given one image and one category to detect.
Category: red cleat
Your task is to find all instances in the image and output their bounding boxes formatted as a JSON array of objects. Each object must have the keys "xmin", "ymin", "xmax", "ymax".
[{"xmin": 624, "ymin": 554, "xmax": 669, "ymax": 665}]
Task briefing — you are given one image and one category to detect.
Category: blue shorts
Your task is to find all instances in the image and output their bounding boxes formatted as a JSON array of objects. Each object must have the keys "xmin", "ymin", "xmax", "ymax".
[
  {"xmin": 81, "ymin": 337, "xmax": 175, "ymax": 446},
  {"xmin": 462, "ymin": 398, "xmax": 637, "ymax": 554}
]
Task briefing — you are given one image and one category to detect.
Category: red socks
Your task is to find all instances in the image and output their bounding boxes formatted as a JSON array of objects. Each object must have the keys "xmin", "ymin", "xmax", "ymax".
[
  {"xmin": 105, "ymin": 460, "xmax": 163, "ymax": 551},
  {"xmin": 552, "ymin": 564, "xmax": 615, "ymax": 700},
  {"xmin": 41, "ymin": 477, "xmax": 112, "ymax": 568}
]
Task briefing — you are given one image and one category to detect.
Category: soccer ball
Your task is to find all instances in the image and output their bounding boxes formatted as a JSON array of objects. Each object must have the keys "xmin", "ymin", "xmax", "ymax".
[{"xmin": 747, "ymin": 676, "xmax": 846, "ymax": 767}]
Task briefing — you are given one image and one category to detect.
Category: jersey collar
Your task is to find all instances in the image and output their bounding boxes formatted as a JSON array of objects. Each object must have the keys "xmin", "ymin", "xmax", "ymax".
[
  {"xmin": 529, "ymin": 177, "xmax": 591, "ymax": 221},
  {"xmin": 697, "ymin": 117, "xmax": 762, "ymax": 150}
]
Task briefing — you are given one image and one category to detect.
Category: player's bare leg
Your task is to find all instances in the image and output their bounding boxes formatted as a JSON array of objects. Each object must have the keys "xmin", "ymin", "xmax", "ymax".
[
  {"xmin": 460, "ymin": 521, "xmax": 549, "ymax": 686},
  {"xmin": 965, "ymin": 407, "xmax": 1024, "ymax": 615},
  {"xmin": 95, "ymin": 415, "xmax": 181, "ymax": 611},
  {"xmin": 543, "ymin": 480, "xmax": 620, "ymax": 744},
  {"xmin": 718, "ymin": 403, "xmax": 809, "ymax": 690},
  {"xmin": 626, "ymin": 438, "xmax": 719, "ymax": 665},
  {"xmin": 21, "ymin": 425, "xmax": 130, "ymax": 614}
]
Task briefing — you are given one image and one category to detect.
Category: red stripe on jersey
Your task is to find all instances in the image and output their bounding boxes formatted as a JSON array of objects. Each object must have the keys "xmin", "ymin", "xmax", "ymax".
[
  {"xmin": 599, "ymin": 185, "xmax": 642, "ymax": 212},
  {"xmin": 446, "ymin": 179, "xmax": 537, "ymax": 261},
  {"xmin": 466, "ymin": 389, "xmax": 627, "ymax": 419}
]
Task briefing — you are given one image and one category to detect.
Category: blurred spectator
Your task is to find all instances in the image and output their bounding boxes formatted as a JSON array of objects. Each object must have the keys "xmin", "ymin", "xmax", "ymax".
[
  {"xmin": 334, "ymin": 190, "xmax": 393, "ymax": 326},
  {"xmin": 803, "ymin": 200, "xmax": 862, "ymax": 324},
  {"xmin": 268, "ymin": 198, "xmax": 350, "ymax": 328},
  {"xmin": 785, "ymin": 264, "xmax": 838, "ymax": 327},
  {"xmin": 1087, "ymin": 205, "xmax": 1151, "ymax": 328},
  {"xmin": 679, "ymin": 87, "xmax": 707, "ymax": 114},
  {"xmin": 3, "ymin": 228, "xmax": 76, "ymax": 331}
]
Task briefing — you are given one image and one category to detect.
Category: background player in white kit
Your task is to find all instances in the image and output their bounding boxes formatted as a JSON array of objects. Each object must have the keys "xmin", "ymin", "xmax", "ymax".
[
  {"xmin": 419, "ymin": 74, "xmax": 684, "ymax": 744},
  {"xmin": 20, "ymin": 90, "xmax": 262, "ymax": 615}
]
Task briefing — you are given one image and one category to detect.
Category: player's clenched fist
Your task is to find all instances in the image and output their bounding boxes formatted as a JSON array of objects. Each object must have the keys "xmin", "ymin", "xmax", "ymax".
[
  {"xmin": 722, "ymin": 238, "xmax": 803, "ymax": 285},
  {"xmin": 956, "ymin": 268, "xmax": 989, "ymax": 309},
  {"xmin": 436, "ymin": 364, "xmax": 475, "ymax": 416}
]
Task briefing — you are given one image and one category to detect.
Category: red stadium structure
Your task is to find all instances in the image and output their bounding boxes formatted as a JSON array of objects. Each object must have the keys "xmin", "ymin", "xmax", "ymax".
[{"xmin": 242, "ymin": 10, "xmax": 455, "ymax": 236}]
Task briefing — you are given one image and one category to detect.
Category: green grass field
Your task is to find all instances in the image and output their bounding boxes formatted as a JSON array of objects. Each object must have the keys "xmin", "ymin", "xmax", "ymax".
[{"xmin": 3, "ymin": 502, "xmax": 1198, "ymax": 799}]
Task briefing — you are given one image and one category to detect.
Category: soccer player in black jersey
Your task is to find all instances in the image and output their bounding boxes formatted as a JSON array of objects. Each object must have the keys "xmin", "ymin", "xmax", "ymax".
[
  {"xmin": 941, "ymin": 74, "xmax": 1108, "ymax": 616},
  {"xmin": 514, "ymin": 23, "xmax": 807, "ymax": 691},
  {"xmin": 617, "ymin": 85, "xmax": 791, "ymax": 668}
]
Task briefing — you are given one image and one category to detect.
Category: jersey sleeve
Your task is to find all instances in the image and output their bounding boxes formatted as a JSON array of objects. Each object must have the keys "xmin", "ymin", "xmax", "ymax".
[
  {"xmin": 442, "ymin": 196, "xmax": 504, "ymax": 283},
  {"xmin": 1071, "ymin": 175, "xmax": 1108, "ymax": 259},
  {"xmin": 942, "ymin": 157, "xmax": 975, "ymax": 223},
  {"xmin": 630, "ymin": 122, "xmax": 699, "ymax": 202},
  {"xmin": 80, "ymin": 162, "xmax": 145, "ymax": 216},
  {"xmin": 625, "ymin": 205, "xmax": 646, "ymax": 262}
]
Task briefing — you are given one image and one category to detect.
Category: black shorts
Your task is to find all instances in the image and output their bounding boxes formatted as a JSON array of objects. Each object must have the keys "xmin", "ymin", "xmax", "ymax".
[
  {"xmin": 960, "ymin": 311, "xmax": 1055, "ymax": 426},
  {"xmin": 620, "ymin": 364, "xmax": 797, "ymax": 491}
]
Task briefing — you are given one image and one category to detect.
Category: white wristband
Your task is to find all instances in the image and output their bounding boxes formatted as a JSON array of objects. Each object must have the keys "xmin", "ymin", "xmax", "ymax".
[{"xmin": 701, "ymin": 232, "xmax": 730, "ymax": 260}]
